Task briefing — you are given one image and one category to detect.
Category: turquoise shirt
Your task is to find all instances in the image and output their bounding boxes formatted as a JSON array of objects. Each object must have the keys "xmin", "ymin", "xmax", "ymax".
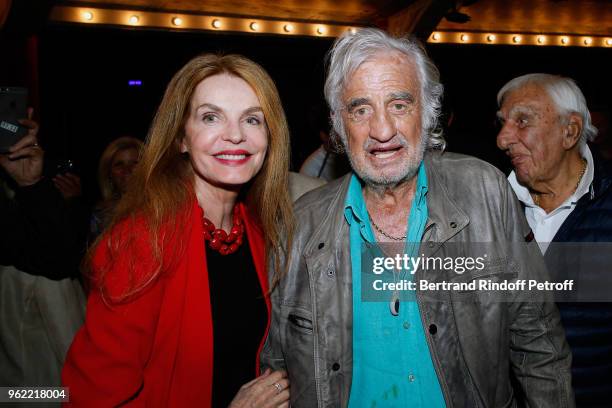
[{"xmin": 345, "ymin": 163, "xmax": 446, "ymax": 408}]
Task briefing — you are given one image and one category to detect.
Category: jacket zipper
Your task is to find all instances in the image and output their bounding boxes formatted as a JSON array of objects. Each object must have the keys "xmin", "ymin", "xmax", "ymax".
[{"xmin": 307, "ymin": 260, "xmax": 323, "ymax": 407}]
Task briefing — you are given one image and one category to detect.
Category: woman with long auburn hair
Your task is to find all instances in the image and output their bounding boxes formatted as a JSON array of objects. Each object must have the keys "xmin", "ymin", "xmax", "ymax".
[{"xmin": 63, "ymin": 54, "xmax": 293, "ymax": 407}]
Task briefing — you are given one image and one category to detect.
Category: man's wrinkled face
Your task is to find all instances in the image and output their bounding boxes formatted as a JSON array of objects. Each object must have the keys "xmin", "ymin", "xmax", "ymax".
[
  {"xmin": 496, "ymin": 84, "xmax": 568, "ymax": 188},
  {"xmin": 340, "ymin": 52, "xmax": 424, "ymax": 187}
]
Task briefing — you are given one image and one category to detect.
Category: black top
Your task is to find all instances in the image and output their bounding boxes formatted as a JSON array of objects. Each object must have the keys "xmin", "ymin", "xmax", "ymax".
[
  {"xmin": 206, "ymin": 234, "xmax": 268, "ymax": 407},
  {"xmin": 0, "ymin": 178, "xmax": 84, "ymax": 278},
  {"xmin": 543, "ymin": 150, "xmax": 612, "ymax": 406}
]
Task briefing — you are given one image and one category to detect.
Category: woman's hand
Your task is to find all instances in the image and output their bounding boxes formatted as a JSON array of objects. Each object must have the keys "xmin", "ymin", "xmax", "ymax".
[
  {"xmin": 53, "ymin": 172, "xmax": 82, "ymax": 199},
  {"xmin": 229, "ymin": 368, "xmax": 290, "ymax": 408},
  {"xmin": 0, "ymin": 108, "xmax": 43, "ymax": 186}
]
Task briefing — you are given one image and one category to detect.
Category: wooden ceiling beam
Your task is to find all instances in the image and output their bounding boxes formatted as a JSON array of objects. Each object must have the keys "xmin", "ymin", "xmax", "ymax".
[
  {"xmin": 0, "ymin": 0, "xmax": 11, "ymax": 29},
  {"xmin": 1, "ymin": 0, "xmax": 55, "ymax": 34},
  {"xmin": 387, "ymin": 0, "xmax": 453, "ymax": 39}
]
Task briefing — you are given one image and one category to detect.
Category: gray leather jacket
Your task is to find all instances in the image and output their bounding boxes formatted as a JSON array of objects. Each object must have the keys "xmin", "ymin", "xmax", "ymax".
[{"xmin": 262, "ymin": 152, "xmax": 573, "ymax": 408}]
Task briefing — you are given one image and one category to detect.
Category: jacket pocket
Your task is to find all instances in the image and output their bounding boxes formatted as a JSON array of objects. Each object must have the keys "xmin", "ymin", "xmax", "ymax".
[
  {"xmin": 447, "ymin": 258, "xmax": 520, "ymax": 304},
  {"xmin": 449, "ymin": 257, "xmax": 517, "ymax": 292},
  {"xmin": 280, "ymin": 305, "xmax": 314, "ymax": 337},
  {"xmin": 279, "ymin": 306, "xmax": 317, "ymax": 404},
  {"xmin": 288, "ymin": 313, "xmax": 313, "ymax": 333}
]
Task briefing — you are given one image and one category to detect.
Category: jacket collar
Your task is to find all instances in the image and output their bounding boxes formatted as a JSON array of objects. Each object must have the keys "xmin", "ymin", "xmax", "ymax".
[
  {"xmin": 423, "ymin": 152, "xmax": 469, "ymax": 243},
  {"xmin": 302, "ymin": 151, "xmax": 469, "ymax": 256},
  {"xmin": 302, "ymin": 174, "xmax": 352, "ymax": 257}
]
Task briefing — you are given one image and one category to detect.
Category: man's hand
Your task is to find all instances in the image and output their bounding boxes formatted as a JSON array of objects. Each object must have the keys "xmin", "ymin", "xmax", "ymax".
[
  {"xmin": 0, "ymin": 109, "xmax": 43, "ymax": 186},
  {"xmin": 53, "ymin": 172, "xmax": 82, "ymax": 200},
  {"xmin": 229, "ymin": 369, "xmax": 290, "ymax": 408}
]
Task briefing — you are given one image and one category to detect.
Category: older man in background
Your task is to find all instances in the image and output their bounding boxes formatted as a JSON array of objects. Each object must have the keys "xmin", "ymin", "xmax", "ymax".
[
  {"xmin": 497, "ymin": 73, "xmax": 612, "ymax": 407},
  {"xmin": 262, "ymin": 29, "xmax": 573, "ymax": 407}
]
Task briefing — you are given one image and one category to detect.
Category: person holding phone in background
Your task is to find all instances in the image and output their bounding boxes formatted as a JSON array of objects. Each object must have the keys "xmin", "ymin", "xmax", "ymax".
[{"xmin": 0, "ymin": 108, "xmax": 86, "ymax": 388}]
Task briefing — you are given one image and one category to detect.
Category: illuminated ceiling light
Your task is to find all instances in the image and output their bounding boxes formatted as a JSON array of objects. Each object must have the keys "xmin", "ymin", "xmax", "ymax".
[
  {"xmin": 250, "ymin": 21, "xmax": 259, "ymax": 31},
  {"xmin": 212, "ymin": 19, "xmax": 221, "ymax": 29},
  {"xmin": 129, "ymin": 15, "xmax": 139, "ymax": 24},
  {"xmin": 432, "ymin": 32, "xmax": 440, "ymax": 41},
  {"xmin": 605, "ymin": 38, "xmax": 612, "ymax": 47},
  {"xmin": 83, "ymin": 11, "xmax": 93, "ymax": 21},
  {"xmin": 583, "ymin": 37, "xmax": 592, "ymax": 46},
  {"xmin": 537, "ymin": 35, "xmax": 545, "ymax": 44},
  {"xmin": 486, "ymin": 34, "xmax": 496, "ymax": 42},
  {"xmin": 512, "ymin": 35, "xmax": 522, "ymax": 44},
  {"xmin": 172, "ymin": 17, "xmax": 183, "ymax": 26},
  {"xmin": 316, "ymin": 26, "xmax": 325, "ymax": 35},
  {"xmin": 561, "ymin": 36, "xmax": 569, "ymax": 45},
  {"xmin": 460, "ymin": 34, "xmax": 469, "ymax": 42},
  {"xmin": 283, "ymin": 23, "xmax": 293, "ymax": 33}
]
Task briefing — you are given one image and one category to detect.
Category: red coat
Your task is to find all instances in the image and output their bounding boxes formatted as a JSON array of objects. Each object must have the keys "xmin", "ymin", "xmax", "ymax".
[{"xmin": 62, "ymin": 200, "xmax": 270, "ymax": 407}]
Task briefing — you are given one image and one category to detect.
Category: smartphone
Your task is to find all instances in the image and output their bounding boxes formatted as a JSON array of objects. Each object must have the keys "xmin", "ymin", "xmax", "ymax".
[
  {"xmin": 0, "ymin": 86, "xmax": 28, "ymax": 153},
  {"xmin": 56, "ymin": 159, "xmax": 76, "ymax": 175}
]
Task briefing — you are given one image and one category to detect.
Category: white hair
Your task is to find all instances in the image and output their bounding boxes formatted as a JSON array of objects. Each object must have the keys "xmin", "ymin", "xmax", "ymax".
[
  {"xmin": 497, "ymin": 73, "xmax": 598, "ymax": 146},
  {"xmin": 324, "ymin": 28, "xmax": 445, "ymax": 151}
]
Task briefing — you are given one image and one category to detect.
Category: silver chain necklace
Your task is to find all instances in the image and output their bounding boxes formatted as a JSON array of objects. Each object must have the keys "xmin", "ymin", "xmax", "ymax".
[
  {"xmin": 368, "ymin": 212, "xmax": 406, "ymax": 241},
  {"xmin": 368, "ymin": 212, "xmax": 406, "ymax": 315}
]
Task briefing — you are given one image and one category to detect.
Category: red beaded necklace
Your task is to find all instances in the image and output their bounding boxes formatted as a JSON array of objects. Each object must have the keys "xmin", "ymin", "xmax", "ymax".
[{"xmin": 202, "ymin": 205, "xmax": 245, "ymax": 255}]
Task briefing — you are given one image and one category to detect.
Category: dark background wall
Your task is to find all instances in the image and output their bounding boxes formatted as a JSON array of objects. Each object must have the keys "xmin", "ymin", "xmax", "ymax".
[
  {"xmin": 34, "ymin": 26, "xmax": 333, "ymax": 201},
  {"xmin": 3, "ymin": 24, "xmax": 611, "ymax": 203}
]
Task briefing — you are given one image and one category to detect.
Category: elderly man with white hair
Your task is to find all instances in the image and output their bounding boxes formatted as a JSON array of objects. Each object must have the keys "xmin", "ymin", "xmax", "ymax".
[
  {"xmin": 262, "ymin": 28, "xmax": 573, "ymax": 407},
  {"xmin": 497, "ymin": 73, "xmax": 612, "ymax": 407}
]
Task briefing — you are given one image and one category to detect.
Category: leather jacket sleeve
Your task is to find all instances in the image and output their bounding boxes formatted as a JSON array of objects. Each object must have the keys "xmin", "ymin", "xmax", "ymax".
[
  {"xmin": 261, "ymin": 258, "xmax": 289, "ymax": 373},
  {"xmin": 503, "ymin": 181, "xmax": 575, "ymax": 408}
]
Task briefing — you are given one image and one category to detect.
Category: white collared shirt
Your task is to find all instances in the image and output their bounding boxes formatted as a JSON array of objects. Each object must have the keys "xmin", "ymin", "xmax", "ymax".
[{"xmin": 507, "ymin": 144, "xmax": 594, "ymax": 254}]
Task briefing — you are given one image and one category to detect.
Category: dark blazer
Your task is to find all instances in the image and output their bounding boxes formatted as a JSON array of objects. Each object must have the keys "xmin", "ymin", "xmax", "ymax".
[{"xmin": 546, "ymin": 149, "xmax": 612, "ymax": 407}]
